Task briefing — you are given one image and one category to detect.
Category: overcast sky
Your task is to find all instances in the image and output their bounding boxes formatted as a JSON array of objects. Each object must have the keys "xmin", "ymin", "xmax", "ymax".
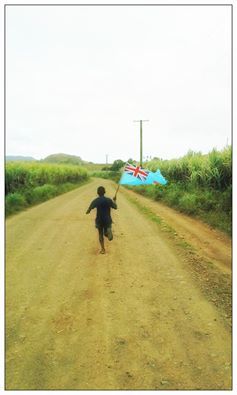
[{"xmin": 6, "ymin": 5, "xmax": 231, "ymax": 163}]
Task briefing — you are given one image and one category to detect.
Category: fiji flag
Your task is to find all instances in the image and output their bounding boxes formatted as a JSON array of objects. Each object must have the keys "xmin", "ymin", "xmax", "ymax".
[{"xmin": 119, "ymin": 163, "xmax": 168, "ymax": 186}]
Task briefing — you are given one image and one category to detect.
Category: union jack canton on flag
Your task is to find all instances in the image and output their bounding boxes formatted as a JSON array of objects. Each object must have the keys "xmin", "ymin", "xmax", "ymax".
[{"xmin": 124, "ymin": 163, "xmax": 149, "ymax": 182}]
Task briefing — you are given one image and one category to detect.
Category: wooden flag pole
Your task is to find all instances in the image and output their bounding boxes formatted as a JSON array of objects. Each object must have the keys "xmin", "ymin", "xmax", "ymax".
[{"xmin": 113, "ymin": 183, "xmax": 120, "ymax": 200}]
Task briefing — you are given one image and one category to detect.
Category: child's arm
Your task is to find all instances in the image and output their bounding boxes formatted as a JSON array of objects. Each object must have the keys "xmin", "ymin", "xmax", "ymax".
[
  {"xmin": 86, "ymin": 199, "xmax": 96, "ymax": 214},
  {"xmin": 111, "ymin": 198, "xmax": 117, "ymax": 210}
]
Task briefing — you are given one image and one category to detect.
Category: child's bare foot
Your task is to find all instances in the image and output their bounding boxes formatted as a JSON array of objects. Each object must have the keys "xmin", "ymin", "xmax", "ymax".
[{"xmin": 100, "ymin": 249, "xmax": 105, "ymax": 254}]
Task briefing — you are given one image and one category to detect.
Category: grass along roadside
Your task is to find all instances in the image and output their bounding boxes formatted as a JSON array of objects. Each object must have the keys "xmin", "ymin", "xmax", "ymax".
[
  {"xmin": 144, "ymin": 148, "xmax": 232, "ymax": 236},
  {"xmin": 5, "ymin": 179, "xmax": 91, "ymax": 217},
  {"xmin": 5, "ymin": 161, "xmax": 90, "ymax": 216},
  {"xmin": 124, "ymin": 183, "xmax": 231, "ymax": 236},
  {"xmin": 125, "ymin": 192, "xmax": 232, "ymax": 330},
  {"xmin": 125, "ymin": 193, "xmax": 195, "ymax": 252}
]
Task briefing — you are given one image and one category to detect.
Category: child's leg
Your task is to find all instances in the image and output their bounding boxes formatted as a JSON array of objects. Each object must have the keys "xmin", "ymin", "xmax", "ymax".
[
  {"xmin": 105, "ymin": 226, "xmax": 113, "ymax": 241},
  {"xmin": 98, "ymin": 227, "xmax": 105, "ymax": 253}
]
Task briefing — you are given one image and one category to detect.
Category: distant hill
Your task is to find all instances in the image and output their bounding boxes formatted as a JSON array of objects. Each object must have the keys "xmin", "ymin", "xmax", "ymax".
[
  {"xmin": 6, "ymin": 155, "xmax": 36, "ymax": 162},
  {"xmin": 6, "ymin": 153, "xmax": 106, "ymax": 171},
  {"xmin": 42, "ymin": 153, "xmax": 84, "ymax": 166}
]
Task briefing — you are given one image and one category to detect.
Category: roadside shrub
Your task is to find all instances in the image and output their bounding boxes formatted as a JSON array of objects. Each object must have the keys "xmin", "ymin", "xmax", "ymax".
[
  {"xmin": 133, "ymin": 186, "xmax": 147, "ymax": 196},
  {"xmin": 178, "ymin": 193, "xmax": 197, "ymax": 214},
  {"xmin": 145, "ymin": 185, "xmax": 159, "ymax": 200},
  {"xmin": 57, "ymin": 182, "xmax": 76, "ymax": 193},
  {"xmin": 163, "ymin": 185, "xmax": 183, "ymax": 207},
  {"xmin": 31, "ymin": 184, "xmax": 58, "ymax": 202},
  {"xmin": 5, "ymin": 193, "xmax": 27, "ymax": 215},
  {"xmin": 153, "ymin": 186, "xmax": 165, "ymax": 201},
  {"xmin": 195, "ymin": 190, "xmax": 217, "ymax": 211},
  {"xmin": 5, "ymin": 162, "xmax": 90, "ymax": 216},
  {"xmin": 218, "ymin": 186, "xmax": 232, "ymax": 214}
]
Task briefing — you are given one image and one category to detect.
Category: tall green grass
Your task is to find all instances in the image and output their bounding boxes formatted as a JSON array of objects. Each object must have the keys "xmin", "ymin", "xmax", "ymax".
[
  {"xmin": 5, "ymin": 162, "xmax": 89, "ymax": 215},
  {"xmin": 128, "ymin": 147, "xmax": 232, "ymax": 235},
  {"xmin": 6, "ymin": 162, "xmax": 88, "ymax": 194},
  {"xmin": 147, "ymin": 147, "xmax": 231, "ymax": 191}
]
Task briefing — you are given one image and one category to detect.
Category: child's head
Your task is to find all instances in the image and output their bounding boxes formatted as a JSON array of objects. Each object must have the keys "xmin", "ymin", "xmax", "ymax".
[{"xmin": 97, "ymin": 186, "xmax": 105, "ymax": 196}]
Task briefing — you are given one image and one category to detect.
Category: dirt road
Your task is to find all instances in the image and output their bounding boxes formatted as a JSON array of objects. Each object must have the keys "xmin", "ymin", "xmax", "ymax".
[{"xmin": 6, "ymin": 178, "xmax": 232, "ymax": 390}]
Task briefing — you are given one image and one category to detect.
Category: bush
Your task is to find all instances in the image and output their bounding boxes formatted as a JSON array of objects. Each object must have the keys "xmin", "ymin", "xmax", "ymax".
[
  {"xmin": 152, "ymin": 186, "xmax": 164, "ymax": 201},
  {"xmin": 31, "ymin": 184, "xmax": 57, "ymax": 203},
  {"xmin": 6, "ymin": 193, "xmax": 27, "ymax": 215},
  {"xmin": 162, "ymin": 184, "xmax": 183, "ymax": 207},
  {"xmin": 178, "ymin": 193, "xmax": 197, "ymax": 214},
  {"xmin": 219, "ymin": 186, "xmax": 232, "ymax": 214},
  {"xmin": 110, "ymin": 159, "xmax": 125, "ymax": 171}
]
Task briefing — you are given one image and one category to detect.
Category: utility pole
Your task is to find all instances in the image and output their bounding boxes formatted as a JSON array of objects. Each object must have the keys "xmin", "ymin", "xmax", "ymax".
[
  {"xmin": 106, "ymin": 154, "xmax": 108, "ymax": 165},
  {"xmin": 133, "ymin": 119, "xmax": 149, "ymax": 166}
]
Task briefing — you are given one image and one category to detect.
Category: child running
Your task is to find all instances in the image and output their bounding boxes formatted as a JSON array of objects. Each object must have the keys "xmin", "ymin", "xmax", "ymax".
[{"xmin": 86, "ymin": 186, "xmax": 117, "ymax": 254}]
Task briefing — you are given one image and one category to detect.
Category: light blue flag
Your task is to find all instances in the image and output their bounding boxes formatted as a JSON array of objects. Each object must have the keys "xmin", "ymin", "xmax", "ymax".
[
  {"xmin": 119, "ymin": 163, "xmax": 167, "ymax": 186},
  {"xmin": 145, "ymin": 169, "xmax": 168, "ymax": 185}
]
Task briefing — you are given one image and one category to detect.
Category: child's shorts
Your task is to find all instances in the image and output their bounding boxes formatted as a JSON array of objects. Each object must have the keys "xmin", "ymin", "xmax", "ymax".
[{"xmin": 96, "ymin": 224, "xmax": 113, "ymax": 241}]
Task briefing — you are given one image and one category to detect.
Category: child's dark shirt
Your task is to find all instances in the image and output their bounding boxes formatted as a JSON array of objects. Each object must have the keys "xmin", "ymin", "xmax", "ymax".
[{"xmin": 88, "ymin": 196, "xmax": 117, "ymax": 227}]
